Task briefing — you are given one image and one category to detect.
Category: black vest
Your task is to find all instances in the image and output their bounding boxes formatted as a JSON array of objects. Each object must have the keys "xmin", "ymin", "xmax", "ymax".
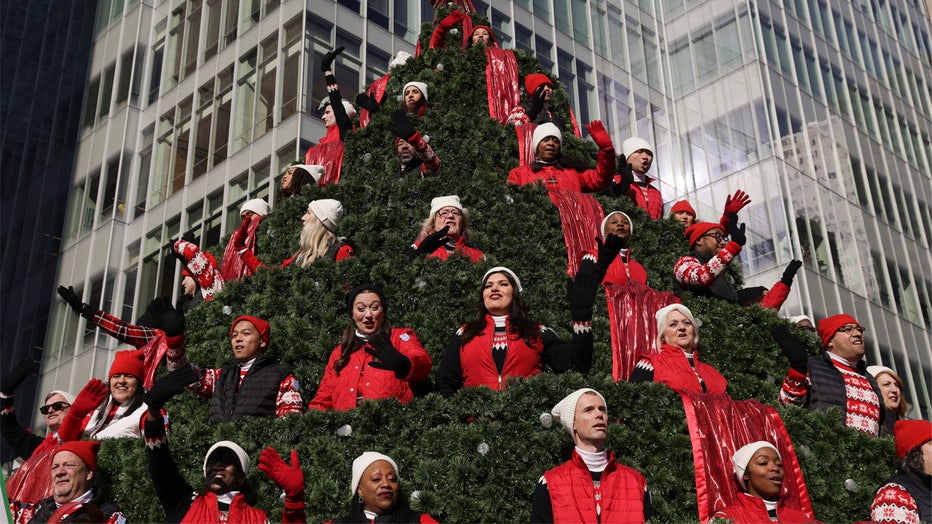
[
  {"xmin": 673, "ymin": 250, "xmax": 737, "ymax": 303},
  {"xmin": 887, "ymin": 471, "xmax": 932, "ymax": 523},
  {"xmin": 209, "ymin": 355, "xmax": 292, "ymax": 423},
  {"xmin": 29, "ymin": 489, "xmax": 122, "ymax": 524},
  {"xmin": 806, "ymin": 353, "xmax": 891, "ymax": 435}
]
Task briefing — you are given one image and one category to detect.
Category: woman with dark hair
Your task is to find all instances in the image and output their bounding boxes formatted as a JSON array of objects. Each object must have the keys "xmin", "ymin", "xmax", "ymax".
[
  {"xmin": 435, "ymin": 264, "xmax": 599, "ymax": 396},
  {"xmin": 309, "ymin": 284, "xmax": 432, "ymax": 411},
  {"xmin": 278, "ymin": 163, "xmax": 324, "ymax": 201},
  {"xmin": 868, "ymin": 365, "xmax": 910, "ymax": 421},
  {"xmin": 400, "ymin": 81, "xmax": 429, "ymax": 117},
  {"xmin": 327, "ymin": 452, "xmax": 437, "ymax": 523},
  {"xmin": 870, "ymin": 420, "xmax": 932, "ymax": 523}
]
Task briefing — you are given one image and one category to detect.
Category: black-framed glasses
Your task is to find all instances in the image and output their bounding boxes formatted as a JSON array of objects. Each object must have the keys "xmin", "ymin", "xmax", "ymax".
[
  {"xmin": 798, "ymin": 326, "xmax": 817, "ymax": 333},
  {"xmin": 837, "ymin": 324, "xmax": 865, "ymax": 334},
  {"xmin": 437, "ymin": 209, "xmax": 462, "ymax": 218},
  {"xmin": 703, "ymin": 232, "xmax": 728, "ymax": 242},
  {"xmin": 39, "ymin": 401, "xmax": 70, "ymax": 414}
]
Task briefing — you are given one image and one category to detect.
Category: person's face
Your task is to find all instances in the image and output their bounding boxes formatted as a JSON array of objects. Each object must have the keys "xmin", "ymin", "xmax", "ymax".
[
  {"xmin": 322, "ymin": 105, "xmax": 336, "ymax": 127},
  {"xmin": 694, "ymin": 228, "xmax": 728, "ymax": 257},
  {"xmin": 796, "ymin": 319, "xmax": 816, "ymax": 332},
  {"xmin": 744, "ymin": 448, "xmax": 784, "ymax": 501},
  {"xmin": 357, "ymin": 460, "xmax": 399, "ymax": 515},
  {"xmin": 482, "ymin": 273, "xmax": 515, "ymax": 316},
  {"xmin": 205, "ymin": 458, "xmax": 245, "ymax": 494},
  {"xmin": 51, "ymin": 451, "xmax": 93, "ymax": 504},
  {"xmin": 827, "ymin": 324, "xmax": 865, "ymax": 361},
  {"xmin": 627, "ymin": 149, "xmax": 653, "ymax": 174},
  {"xmin": 395, "ymin": 139, "xmax": 415, "ymax": 163},
  {"xmin": 539, "ymin": 84, "xmax": 553, "ymax": 101},
  {"xmin": 301, "ymin": 208, "xmax": 317, "ymax": 227},
  {"xmin": 404, "ymin": 86, "xmax": 423, "ymax": 112},
  {"xmin": 240, "ymin": 210, "xmax": 258, "ymax": 221},
  {"xmin": 875, "ymin": 373, "xmax": 901, "ymax": 412},
  {"xmin": 472, "ymin": 28, "xmax": 491, "ymax": 45},
  {"xmin": 230, "ymin": 320, "xmax": 267, "ymax": 363},
  {"xmin": 536, "ymin": 135, "xmax": 561, "ymax": 163},
  {"xmin": 433, "ymin": 207, "xmax": 462, "ymax": 239},
  {"xmin": 182, "ymin": 275, "xmax": 197, "ymax": 297},
  {"xmin": 42, "ymin": 393, "xmax": 71, "ymax": 432},
  {"xmin": 281, "ymin": 167, "xmax": 296, "ymax": 190},
  {"xmin": 661, "ymin": 310, "xmax": 698, "ymax": 351},
  {"xmin": 921, "ymin": 441, "xmax": 932, "ymax": 476},
  {"xmin": 573, "ymin": 393, "xmax": 608, "ymax": 451},
  {"xmin": 672, "ymin": 211, "xmax": 695, "ymax": 227},
  {"xmin": 109, "ymin": 374, "xmax": 139, "ymax": 404},
  {"xmin": 603, "ymin": 214, "xmax": 631, "ymax": 242},
  {"xmin": 353, "ymin": 292, "xmax": 385, "ymax": 336}
]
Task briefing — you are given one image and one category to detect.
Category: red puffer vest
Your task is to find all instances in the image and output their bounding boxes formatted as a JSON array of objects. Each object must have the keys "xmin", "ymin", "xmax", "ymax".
[
  {"xmin": 712, "ymin": 492, "xmax": 814, "ymax": 523},
  {"xmin": 545, "ymin": 451, "xmax": 647, "ymax": 524},
  {"xmin": 459, "ymin": 316, "xmax": 544, "ymax": 390},
  {"xmin": 647, "ymin": 344, "xmax": 727, "ymax": 394}
]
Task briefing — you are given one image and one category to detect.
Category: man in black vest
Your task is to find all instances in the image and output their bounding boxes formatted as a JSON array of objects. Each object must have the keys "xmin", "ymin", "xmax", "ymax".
[
  {"xmin": 167, "ymin": 315, "xmax": 303, "ymax": 422},
  {"xmin": 774, "ymin": 313, "xmax": 891, "ymax": 436}
]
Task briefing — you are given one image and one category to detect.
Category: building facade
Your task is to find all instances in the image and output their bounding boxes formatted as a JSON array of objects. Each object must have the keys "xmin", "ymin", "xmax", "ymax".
[{"xmin": 33, "ymin": 0, "xmax": 930, "ymax": 436}]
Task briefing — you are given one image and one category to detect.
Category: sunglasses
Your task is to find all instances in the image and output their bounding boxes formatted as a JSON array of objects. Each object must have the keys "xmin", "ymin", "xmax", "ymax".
[{"xmin": 39, "ymin": 401, "xmax": 71, "ymax": 414}]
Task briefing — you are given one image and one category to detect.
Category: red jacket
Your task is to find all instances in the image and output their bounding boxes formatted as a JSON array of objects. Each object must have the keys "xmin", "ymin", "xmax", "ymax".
[
  {"xmin": 759, "ymin": 281, "xmax": 791, "ymax": 311},
  {"xmin": 624, "ymin": 179, "xmax": 663, "ymax": 219},
  {"xmin": 583, "ymin": 249, "xmax": 647, "ymax": 286},
  {"xmin": 308, "ymin": 328, "xmax": 431, "ymax": 411},
  {"xmin": 420, "ymin": 236, "xmax": 484, "ymax": 263},
  {"xmin": 643, "ymin": 344, "xmax": 727, "ymax": 394},
  {"xmin": 542, "ymin": 451, "xmax": 648, "ymax": 523},
  {"xmin": 711, "ymin": 492, "xmax": 816, "ymax": 523},
  {"xmin": 507, "ymin": 147, "xmax": 615, "ymax": 193}
]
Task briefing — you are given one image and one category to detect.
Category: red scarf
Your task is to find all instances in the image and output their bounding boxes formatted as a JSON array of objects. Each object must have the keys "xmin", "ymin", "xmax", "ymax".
[{"xmin": 181, "ymin": 492, "xmax": 268, "ymax": 524}]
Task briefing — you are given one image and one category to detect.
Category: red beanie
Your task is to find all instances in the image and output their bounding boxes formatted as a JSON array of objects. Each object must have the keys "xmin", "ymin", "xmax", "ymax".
[
  {"xmin": 670, "ymin": 200, "xmax": 696, "ymax": 217},
  {"xmin": 55, "ymin": 440, "xmax": 101, "ymax": 472},
  {"xmin": 231, "ymin": 315, "xmax": 270, "ymax": 347},
  {"xmin": 108, "ymin": 349, "xmax": 145, "ymax": 380},
  {"xmin": 894, "ymin": 419, "xmax": 932, "ymax": 458},
  {"xmin": 471, "ymin": 25, "xmax": 495, "ymax": 42},
  {"xmin": 684, "ymin": 222, "xmax": 723, "ymax": 247},
  {"xmin": 817, "ymin": 314, "xmax": 860, "ymax": 348},
  {"xmin": 525, "ymin": 73, "xmax": 552, "ymax": 95}
]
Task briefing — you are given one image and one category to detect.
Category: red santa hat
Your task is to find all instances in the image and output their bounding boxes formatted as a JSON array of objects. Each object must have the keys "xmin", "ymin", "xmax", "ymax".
[{"xmin": 817, "ymin": 314, "xmax": 860, "ymax": 349}]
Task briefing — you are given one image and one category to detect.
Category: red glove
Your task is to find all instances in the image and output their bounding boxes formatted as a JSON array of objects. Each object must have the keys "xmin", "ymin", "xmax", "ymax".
[
  {"xmin": 71, "ymin": 379, "xmax": 109, "ymax": 417},
  {"xmin": 259, "ymin": 447, "xmax": 305, "ymax": 501},
  {"xmin": 438, "ymin": 10, "xmax": 466, "ymax": 29},
  {"xmin": 723, "ymin": 189, "xmax": 751, "ymax": 215},
  {"xmin": 585, "ymin": 120, "xmax": 613, "ymax": 150},
  {"xmin": 231, "ymin": 217, "xmax": 252, "ymax": 251}
]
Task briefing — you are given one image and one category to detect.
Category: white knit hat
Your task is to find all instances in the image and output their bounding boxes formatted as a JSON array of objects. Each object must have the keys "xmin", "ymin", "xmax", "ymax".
[
  {"xmin": 308, "ymin": 199, "xmax": 344, "ymax": 233},
  {"xmin": 350, "ymin": 452, "xmax": 399, "ymax": 495},
  {"xmin": 291, "ymin": 164, "xmax": 326, "ymax": 184},
  {"xmin": 389, "ymin": 51, "xmax": 413, "ymax": 68},
  {"xmin": 867, "ymin": 365, "xmax": 897, "ymax": 379},
  {"xmin": 481, "ymin": 266, "xmax": 523, "ymax": 293},
  {"xmin": 600, "ymin": 211, "xmax": 632, "ymax": 239},
  {"xmin": 621, "ymin": 137, "xmax": 652, "ymax": 158},
  {"xmin": 732, "ymin": 441, "xmax": 780, "ymax": 490},
  {"xmin": 551, "ymin": 388, "xmax": 606, "ymax": 435},
  {"xmin": 203, "ymin": 440, "xmax": 250, "ymax": 476},
  {"xmin": 240, "ymin": 198, "xmax": 270, "ymax": 217},
  {"xmin": 403, "ymin": 81, "xmax": 428, "ymax": 102},
  {"xmin": 45, "ymin": 390, "xmax": 76, "ymax": 405},
  {"xmin": 786, "ymin": 314, "xmax": 813, "ymax": 326},
  {"xmin": 429, "ymin": 195, "xmax": 463, "ymax": 217},
  {"xmin": 532, "ymin": 123, "xmax": 562, "ymax": 150},
  {"xmin": 318, "ymin": 98, "xmax": 357, "ymax": 119},
  {"xmin": 654, "ymin": 303, "xmax": 701, "ymax": 350}
]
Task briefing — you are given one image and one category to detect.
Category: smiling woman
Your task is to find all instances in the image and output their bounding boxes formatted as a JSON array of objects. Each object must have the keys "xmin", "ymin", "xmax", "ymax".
[{"xmin": 406, "ymin": 195, "xmax": 484, "ymax": 263}]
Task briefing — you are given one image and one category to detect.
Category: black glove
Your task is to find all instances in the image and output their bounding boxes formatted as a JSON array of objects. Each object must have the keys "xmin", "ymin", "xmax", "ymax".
[
  {"xmin": 144, "ymin": 367, "xmax": 198, "ymax": 412},
  {"xmin": 136, "ymin": 298, "xmax": 185, "ymax": 337},
  {"xmin": 595, "ymin": 234, "xmax": 626, "ymax": 276},
  {"xmin": 781, "ymin": 259, "xmax": 803, "ymax": 286},
  {"xmin": 527, "ymin": 83, "xmax": 548, "ymax": 120},
  {"xmin": 726, "ymin": 212, "xmax": 746, "ymax": 246},
  {"xmin": 568, "ymin": 259, "xmax": 600, "ymax": 321},
  {"xmin": 57, "ymin": 285, "xmax": 95, "ymax": 319},
  {"xmin": 355, "ymin": 93, "xmax": 381, "ymax": 114},
  {"xmin": 390, "ymin": 109, "xmax": 418, "ymax": 143},
  {"xmin": 321, "ymin": 46, "xmax": 345, "ymax": 72},
  {"xmin": 616, "ymin": 154, "xmax": 634, "ymax": 188},
  {"xmin": 1, "ymin": 357, "xmax": 39, "ymax": 395},
  {"xmin": 417, "ymin": 226, "xmax": 450, "ymax": 255},
  {"xmin": 772, "ymin": 325, "xmax": 809, "ymax": 373},
  {"xmin": 365, "ymin": 333, "xmax": 411, "ymax": 379}
]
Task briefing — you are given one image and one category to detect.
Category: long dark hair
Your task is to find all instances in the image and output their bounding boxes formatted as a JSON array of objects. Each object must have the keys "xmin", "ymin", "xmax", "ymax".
[
  {"xmin": 334, "ymin": 289, "xmax": 393, "ymax": 374},
  {"xmin": 277, "ymin": 163, "xmax": 317, "ymax": 201},
  {"xmin": 460, "ymin": 271, "xmax": 539, "ymax": 345}
]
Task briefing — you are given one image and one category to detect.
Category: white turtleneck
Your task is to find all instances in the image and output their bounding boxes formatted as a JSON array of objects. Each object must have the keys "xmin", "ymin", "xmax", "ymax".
[{"xmin": 575, "ymin": 446, "xmax": 609, "ymax": 473}]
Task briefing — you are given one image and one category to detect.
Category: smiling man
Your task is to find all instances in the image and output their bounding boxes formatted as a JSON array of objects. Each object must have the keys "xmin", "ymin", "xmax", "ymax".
[
  {"xmin": 531, "ymin": 388, "xmax": 652, "ymax": 523},
  {"xmin": 167, "ymin": 315, "xmax": 303, "ymax": 422},
  {"xmin": 10, "ymin": 440, "xmax": 125, "ymax": 523},
  {"xmin": 774, "ymin": 314, "xmax": 892, "ymax": 436},
  {"xmin": 1, "ymin": 354, "xmax": 75, "ymax": 459}
]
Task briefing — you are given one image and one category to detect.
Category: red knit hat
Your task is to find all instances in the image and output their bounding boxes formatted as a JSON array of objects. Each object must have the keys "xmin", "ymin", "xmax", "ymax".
[
  {"xmin": 684, "ymin": 222, "xmax": 723, "ymax": 247},
  {"xmin": 525, "ymin": 73, "xmax": 552, "ymax": 96},
  {"xmin": 894, "ymin": 419, "xmax": 932, "ymax": 458},
  {"xmin": 670, "ymin": 200, "xmax": 696, "ymax": 217},
  {"xmin": 54, "ymin": 440, "xmax": 101, "ymax": 472},
  {"xmin": 817, "ymin": 314, "xmax": 860, "ymax": 348},
  {"xmin": 470, "ymin": 25, "xmax": 495, "ymax": 43},
  {"xmin": 230, "ymin": 315, "xmax": 270, "ymax": 347},
  {"xmin": 108, "ymin": 349, "xmax": 145, "ymax": 380}
]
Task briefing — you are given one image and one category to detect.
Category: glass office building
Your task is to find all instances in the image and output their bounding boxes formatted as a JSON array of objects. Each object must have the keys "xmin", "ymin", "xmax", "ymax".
[{"xmin": 35, "ymin": 0, "xmax": 930, "ymax": 434}]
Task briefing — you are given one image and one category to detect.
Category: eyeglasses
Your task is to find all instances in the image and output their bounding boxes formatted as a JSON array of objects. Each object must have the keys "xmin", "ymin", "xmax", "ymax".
[
  {"xmin": 837, "ymin": 324, "xmax": 865, "ymax": 334},
  {"xmin": 437, "ymin": 209, "xmax": 462, "ymax": 218},
  {"xmin": 798, "ymin": 326, "xmax": 817, "ymax": 333},
  {"xmin": 702, "ymin": 232, "xmax": 728, "ymax": 242},
  {"xmin": 40, "ymin": 402, "xmax": 71, "ymax": 414}
]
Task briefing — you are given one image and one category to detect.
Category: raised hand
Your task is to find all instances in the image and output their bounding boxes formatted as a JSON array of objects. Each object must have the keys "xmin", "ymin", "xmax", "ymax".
[
  {"xmin": 259, "ymin": 447, "xmax": 305, "ymax": 501},
  {"xmin": 585, "ymin": 120, "xmax": 613, "ymax": 150},
  {"xmin": 321, "ymin": 46, "xmax": 345, "ymax": 72},
  {"xmin": 723, "ymin": 189, "xmax": 751, "ymax": 215},
  {"xmin": 365, "ymin": 333, "xmax": 412, "ymax": 379},
  {"xmin": 143, "ymin": 367, "xmax": 197, "ymax": 412},
  {"xmin": 726, "ymin": 212, "xmax": 746, "ymax": 246},
  {"xmin": 781, "ymin": 259, "xmax": 803, "ymax": 286},
  {"xmin": 57, "ymin": 285, "xmax": 95, "ymax": 319},
  {"xmin": 772, "ymin": 325, "xmax": 809, "ymax": 373}
]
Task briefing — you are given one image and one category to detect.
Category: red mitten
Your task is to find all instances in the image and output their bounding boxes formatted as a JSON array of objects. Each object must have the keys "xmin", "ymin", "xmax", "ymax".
[
  {"xmin": 585, "ymin": 120, "xmax": 614, "ymax": 150},
  {"xmin": 259, "ymin": 447, "xmax": 305, "ymax": 501}
]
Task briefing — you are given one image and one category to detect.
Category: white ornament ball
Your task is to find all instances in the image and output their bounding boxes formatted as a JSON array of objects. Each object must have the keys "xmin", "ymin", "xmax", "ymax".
[
  {"xmin": 363, "ymin": 153, "xmax": 372, "ymax": 163},
  {"xmin": 436, "ymin": 63, "xmax": 444, "ymax": 71},
  {"xmin": 410, "ymin": 490, "xmax": 421, "ymax": 504},
  {"xmin": 336, "ymin": 424, "xmax": 353, "ymax": 437},
  {"xmin": 477, "ymin": 442, "xmax": 489, "ymax": 456},
  {"xmin": 540, "ymin": 413, "xmax": 553, "ymax": 428},
  {"xmin": 844, "ymin": 478, "xmax": 859, "ymax": 492},
  {"xmin": 222, "ymin": 305, "xmax": 232, "ymax": 315}
]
